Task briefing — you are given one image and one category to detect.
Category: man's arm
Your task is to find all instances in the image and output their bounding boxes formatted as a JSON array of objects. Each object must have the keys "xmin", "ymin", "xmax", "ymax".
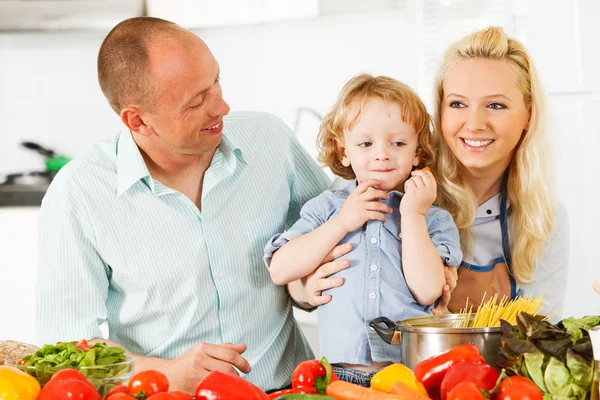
[
  {"xmin": 89, "ymin": 338, "xmax": 250, "ymax": 393},
  {"xmin": 269, "ymin": 216, "xmax": 347, "ymax": 285},
  {"xmin": 36, "ymin": 197, "xmax": 109, "ymax": 344}
]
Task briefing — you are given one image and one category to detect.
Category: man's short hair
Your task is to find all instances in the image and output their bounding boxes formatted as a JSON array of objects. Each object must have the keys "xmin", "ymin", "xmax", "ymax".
[{"xmin": 97, "ymin": 17, "xmax": 178, "ymax": 114}]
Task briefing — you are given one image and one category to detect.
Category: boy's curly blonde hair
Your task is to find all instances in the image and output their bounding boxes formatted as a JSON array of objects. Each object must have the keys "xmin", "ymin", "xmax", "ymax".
[{"xmin": 317, "ymin": 74, "xmax": 434, "ymax": 180}]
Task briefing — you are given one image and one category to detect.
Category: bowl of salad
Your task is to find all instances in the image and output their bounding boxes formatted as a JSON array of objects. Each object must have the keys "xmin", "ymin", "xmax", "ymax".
[{"xmin": 4, "ymin": 339, "xmax": 134, "ymax": 398}]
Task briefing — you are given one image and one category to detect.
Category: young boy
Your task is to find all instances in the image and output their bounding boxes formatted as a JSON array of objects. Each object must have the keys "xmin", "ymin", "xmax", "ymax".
[{"xmin": 264, "ymin": 74, "xmax": 462, "ymax": 386}]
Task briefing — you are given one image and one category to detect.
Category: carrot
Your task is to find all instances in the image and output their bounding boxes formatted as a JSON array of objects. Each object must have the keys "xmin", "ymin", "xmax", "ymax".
[
  {"xmin": 388, "ymin": 381, "xmax": 431, "ymax": 400},
  {"xmin": 326, "ymin": 380, "xmax": 408, "ymax": 400}
]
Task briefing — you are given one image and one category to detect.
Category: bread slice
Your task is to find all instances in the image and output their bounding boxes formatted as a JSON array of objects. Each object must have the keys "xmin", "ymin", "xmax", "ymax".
[{"xmin": 0, "ymin": 340, "xmax": 39, "ymax": 365}]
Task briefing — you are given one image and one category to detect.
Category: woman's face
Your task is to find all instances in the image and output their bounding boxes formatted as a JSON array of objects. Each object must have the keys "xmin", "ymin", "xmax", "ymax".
[{"xmin": 440, "ymin": 58, "xmax": 530, "ymax": 178}]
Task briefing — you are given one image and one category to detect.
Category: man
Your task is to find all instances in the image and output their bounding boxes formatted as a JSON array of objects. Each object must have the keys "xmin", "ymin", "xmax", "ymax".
[{"xmin": 36, "ymin": 17, "xmax": 331, "ymax": 392}]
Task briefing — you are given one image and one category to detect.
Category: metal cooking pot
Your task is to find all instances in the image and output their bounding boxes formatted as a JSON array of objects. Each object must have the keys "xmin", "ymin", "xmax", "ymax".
[{"xmin": 369, "ymin": 314, "xmax": 504, "ymax": 370}]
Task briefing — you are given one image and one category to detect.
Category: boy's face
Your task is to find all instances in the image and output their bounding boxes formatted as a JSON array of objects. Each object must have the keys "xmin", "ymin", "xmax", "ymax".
[{"xmin": 337, "ymin": 98, "xmax": 420, "ymax": 192}]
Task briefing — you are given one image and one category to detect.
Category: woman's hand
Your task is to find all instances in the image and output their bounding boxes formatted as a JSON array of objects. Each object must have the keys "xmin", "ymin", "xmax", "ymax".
[
  {"xmin": 593, "ymin": 280, "xmax": 600, "ymax": 295},
  {"xmin": 287, "ymin": 243, "xmax": 352, "ymax": 307},
  {"xmin": 431, "ymin": 266, "xmax": 458, "ymax": 315}
]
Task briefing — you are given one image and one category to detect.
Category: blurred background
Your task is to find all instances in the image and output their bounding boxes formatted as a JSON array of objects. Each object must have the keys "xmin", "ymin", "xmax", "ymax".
[{"xmin": 0, "ymin": 0, "xmax": 598, "ymax": 356}]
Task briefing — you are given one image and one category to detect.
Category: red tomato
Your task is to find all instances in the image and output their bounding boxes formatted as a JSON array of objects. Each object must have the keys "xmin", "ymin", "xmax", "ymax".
[
  {"xmin": 128, "ymin": 370, "xmax": 170, "ymax": 397},
  {"xmin": 42, "ymin": 369, "xmax": 90, "ymax": 392},
  {"xmin": 39, "ymin": 379, "xmax": 102, "ymax": 400},
  {"xmin": 147, "ymin": 393, "xmax": 178, "ymax": 400},
  {"xmin": 447, "ymin": 382, "xmax": 487, "ymax": 400},
  {"xmin": 106, "ymin": 393, "xmax": 136, "ymax": 400},
  {"xmin": 75, "ymin": 339, "xmax": 92, "ymax": 352},
  {"xmin": 105, "ymin": 385, "xmax": 132, "ymax": 400},
  {"xmin": 495, "ymin": 376, "xmax": 543, "ymax": 400},
  {"xmin": 169, "ymin": 391, "xmax": 193, "ymax": 400}
]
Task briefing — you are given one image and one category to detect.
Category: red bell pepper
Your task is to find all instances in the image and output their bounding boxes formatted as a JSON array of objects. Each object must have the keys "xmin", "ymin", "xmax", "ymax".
[
  {"xmin": 195, "ymin": 371, "xmax": 269, "ymax": 400},
  {"xmin": 291, "ymin": 357, "xmax": 338, "ymax": 394},
  {"xmin": 414, "ymin": 344, "xmax": 485, "ymax": 400},
  {"xmin": 440, "ymin": 360, "xmax": 499, "ymax": 400}
]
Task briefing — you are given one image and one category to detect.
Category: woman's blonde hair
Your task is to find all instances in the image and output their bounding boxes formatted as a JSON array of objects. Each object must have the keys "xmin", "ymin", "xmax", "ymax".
[
  {"xmin": 432, "ymin": 27, "xmax": 556, "ymax": 284},
  {"xmin": 317, "ymin": 74, "xmax": 434, "ymax": 180}
]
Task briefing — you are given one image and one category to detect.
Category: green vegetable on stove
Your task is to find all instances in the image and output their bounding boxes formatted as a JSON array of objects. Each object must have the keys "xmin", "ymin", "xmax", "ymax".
[{"xmin": 499, "ymin": 312, "xmax": 600, "ymax": 400}]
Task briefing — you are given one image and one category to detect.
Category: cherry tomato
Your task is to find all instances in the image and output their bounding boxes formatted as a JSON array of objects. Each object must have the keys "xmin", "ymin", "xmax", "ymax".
[
  {"xmin": 495, "ymin": 376, "xmax": 543, "ymax": 400},
  {"xmin": 169, "ymin": 391, "xmax": 193, "ymax": 400},
  {"xmin": 128, "ymin": 370, "xmax": 170, "ymax": 397},
  {"xmin": 105, "ymin": 385, "xmax": 131, "ymax": 400},
  {"xmin": 106, "ymin": 393, "xmax": 136, "ymax": 400},
  {"xmin": 39, "ymin": 379, "xmax": 101, "ymax": 400},
  {"xmin": 147, "ymin": 393, "xmax": 178, "ymax": 400},
  {"xmin": 75, "ymin": 339, "xmax": 92, "ymax": 352},
  {"xmin": 17, "ymin": 359, "xmax": 29, "ymax": 365},
  {"xmin": 42, "ymin": 369, "xmax": 90, "ymax": 392},
  {"xmin": 447, "ymin": 382, "xmax": 487, "ymax": 400}
]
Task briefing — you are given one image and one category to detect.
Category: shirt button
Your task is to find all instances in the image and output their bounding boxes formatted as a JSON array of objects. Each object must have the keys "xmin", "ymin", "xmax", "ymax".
[
  {"xmin": 486, "ymin": 209, "xmax": 492, "ymax": 215},
  {"xmin": 369, "ymin": 292, "xmax": 376, "ymax": 299},
  {"xmin": 370, "ymin": 237, "xmax": 377, "ymax": 244},
  {"xmin": 370, "ymin": 264, "xmax": 378, "ymax": 271}
]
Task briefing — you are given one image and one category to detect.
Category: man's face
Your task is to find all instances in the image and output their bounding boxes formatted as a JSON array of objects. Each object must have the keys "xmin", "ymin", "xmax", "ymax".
[{"xmin": 140, "ymin": 33, "xmax": 230, "ymax": 156}]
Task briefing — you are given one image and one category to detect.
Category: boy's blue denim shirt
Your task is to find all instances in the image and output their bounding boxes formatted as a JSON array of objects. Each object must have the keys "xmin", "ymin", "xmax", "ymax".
[{"xmin": 264, "ymin": 179, "xmax": 462, "ymax": 366}]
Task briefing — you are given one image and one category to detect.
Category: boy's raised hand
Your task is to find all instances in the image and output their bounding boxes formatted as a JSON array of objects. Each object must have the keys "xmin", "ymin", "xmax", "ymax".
[
  {"xmin": 335, "ymin": 179, "xmax": 392, "ymax": 232},
  {"xmin": 400, "ymin": 168, "xmax": 437, "ymax": 215}
]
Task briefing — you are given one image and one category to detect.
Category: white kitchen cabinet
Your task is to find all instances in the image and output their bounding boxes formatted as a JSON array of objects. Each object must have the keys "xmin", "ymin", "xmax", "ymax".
[
  {"xmin": 0, "ymin": 0, "xmax": 144, "ymax": 31},
  {"xmin": 0, "ymin": 207, "xmax": 40, "ymax": 345},
  {"xmin": 146, "ymin": 0, "xmax": 405, "ymax": 29}
]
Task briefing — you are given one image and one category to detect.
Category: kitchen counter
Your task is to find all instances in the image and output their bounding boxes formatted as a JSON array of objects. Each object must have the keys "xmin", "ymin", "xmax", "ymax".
[{"xmin": 0, "ymin": 184, "xmax": 48, "ymax": 206}]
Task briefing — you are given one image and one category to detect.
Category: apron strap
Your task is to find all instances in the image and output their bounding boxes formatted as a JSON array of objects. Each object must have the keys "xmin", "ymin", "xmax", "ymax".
[
  {"xmin": 499, "ymin": 177, "xmax": 517, "ymax": 299},
  {"xmin": 458, "ymin": 175, "xmax": 517, "ymax": 299}
]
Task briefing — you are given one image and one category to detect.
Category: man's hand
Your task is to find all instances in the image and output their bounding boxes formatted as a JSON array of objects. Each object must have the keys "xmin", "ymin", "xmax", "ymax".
[
  {"xmin": 431, "ymin": 266, "xmax": 458, "ymax": 315},
  {"xmin": 296, "ymin": 243, "xmax": 352, "ymax": 307},
  {"xmin": 163, "ymin": 342, "xmax": 250, "ymax": 392},
  {"xmin": 335, "ymin": 180, "xmax": 391, "ymax": 232},
  {"xmin": 400, "ymin": 169, "xmax": 437, "ymax": 216}
]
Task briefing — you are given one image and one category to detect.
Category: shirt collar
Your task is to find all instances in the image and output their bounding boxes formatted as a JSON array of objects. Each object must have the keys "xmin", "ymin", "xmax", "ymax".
[
  {"xmin": 115, "ymin": 129, "xmax": 245, "ymax": 197},
  {"xmin": 475, "ymin": 192, "xmax": 502, "ymax": 218},
  {"xmin": 116, "ymin": 130, "xmax": 151, "ymax": 197}
]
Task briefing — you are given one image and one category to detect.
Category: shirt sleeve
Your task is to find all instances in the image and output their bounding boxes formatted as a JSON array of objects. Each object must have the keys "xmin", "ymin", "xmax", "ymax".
[
  {"xmin": 264, "ymin": 193, "xmax": 331, "ymax": 268},
  {"xmin": 427, "ymin": 208, "xmax": 463, "ymax": 268},
  {"xmin": 517, "ymin": 202, "xmax": 569, "ymax": 323},
  {"xmin": 36, "ymin": 192, "xmax": 109, "ymax": 345},
  {"xmin": 283, "ymin": 122, "xmax": 331, "ymax": 229}
]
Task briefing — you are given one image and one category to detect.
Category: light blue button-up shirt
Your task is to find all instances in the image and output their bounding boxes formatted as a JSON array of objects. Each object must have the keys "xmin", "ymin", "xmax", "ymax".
[
  {"xmin": 36, "ymin": 111, "xmax": 331, "ymax": 390},
  {"xmin": 265, "ymin": 180, "xmax": 462, "ymax": 365}
]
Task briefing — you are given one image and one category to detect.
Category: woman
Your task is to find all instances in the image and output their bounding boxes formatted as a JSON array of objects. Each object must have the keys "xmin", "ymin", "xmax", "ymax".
[
  {"xmin": 430, "ymin": 26, "xmax": 568, "ymax": 317},
  {"xmin": 288, "ymin": 26, "xmax": 569, "ymax": 321}
]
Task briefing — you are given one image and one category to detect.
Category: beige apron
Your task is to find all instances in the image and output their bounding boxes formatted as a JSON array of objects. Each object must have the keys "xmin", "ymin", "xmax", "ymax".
[{"xmin": 448, "ymin": 191, "xmax": 516, "ymax": 313}]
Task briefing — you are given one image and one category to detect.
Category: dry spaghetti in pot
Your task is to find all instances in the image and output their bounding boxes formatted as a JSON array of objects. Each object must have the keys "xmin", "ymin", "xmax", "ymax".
[{"xmin": 455, "ymin": 292, "xmax": 546, "ymax": 328}]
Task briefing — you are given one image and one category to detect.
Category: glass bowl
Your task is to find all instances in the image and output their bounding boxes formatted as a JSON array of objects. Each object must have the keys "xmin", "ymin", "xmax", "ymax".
[{"xmin": 4, "ymin": 356, "xmax": 134, "ymax": 398}]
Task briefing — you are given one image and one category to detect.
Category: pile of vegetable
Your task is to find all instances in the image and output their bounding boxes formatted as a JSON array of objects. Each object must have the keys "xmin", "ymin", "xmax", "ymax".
[
  {"xmin": 499, "ymin": 312, "xmax": 600, "ymax": 400},
  {"xmin": 17, "ymin": 339, "xmax": 131, "ymax": 397}
]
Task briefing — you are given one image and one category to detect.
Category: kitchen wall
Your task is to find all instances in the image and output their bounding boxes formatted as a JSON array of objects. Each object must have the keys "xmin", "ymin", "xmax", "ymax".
[{"xmin": 0, "ymin": 1, "xmax": 598, "ymax": 352}]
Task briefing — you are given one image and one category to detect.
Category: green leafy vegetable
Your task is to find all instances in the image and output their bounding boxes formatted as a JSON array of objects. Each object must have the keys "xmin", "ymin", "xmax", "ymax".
[
  {"xmin": 499, "ymin": 312, "xmax": 600, "ymax": 400},
  {"xmin": 17, "ymin": 341, "xmax": 131, "ymax": 391}
]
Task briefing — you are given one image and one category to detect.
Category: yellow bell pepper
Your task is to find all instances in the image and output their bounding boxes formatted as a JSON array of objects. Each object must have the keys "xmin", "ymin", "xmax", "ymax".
[
  {"xmin": 0, "ymin": 365, "xmax": 41, "ymax": 400},
  {"xmin": 371, "ymin": 363, "xmax": 428, "ymax": 395}
]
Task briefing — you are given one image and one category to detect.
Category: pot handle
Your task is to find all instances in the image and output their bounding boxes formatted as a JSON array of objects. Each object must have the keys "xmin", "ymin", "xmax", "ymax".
[{"xmin": 369, "ymin": 317, "xmax": 402, "ymax": 345}]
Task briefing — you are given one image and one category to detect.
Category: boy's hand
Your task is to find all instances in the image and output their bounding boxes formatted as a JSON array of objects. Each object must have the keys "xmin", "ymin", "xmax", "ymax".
[
  {"xmin": 400, "ymin": 169, "xmax": 437, "ymax": 216},
  {"xmin": 335, "ymin": 179, "xmax": 392, "ymax": 232}
]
